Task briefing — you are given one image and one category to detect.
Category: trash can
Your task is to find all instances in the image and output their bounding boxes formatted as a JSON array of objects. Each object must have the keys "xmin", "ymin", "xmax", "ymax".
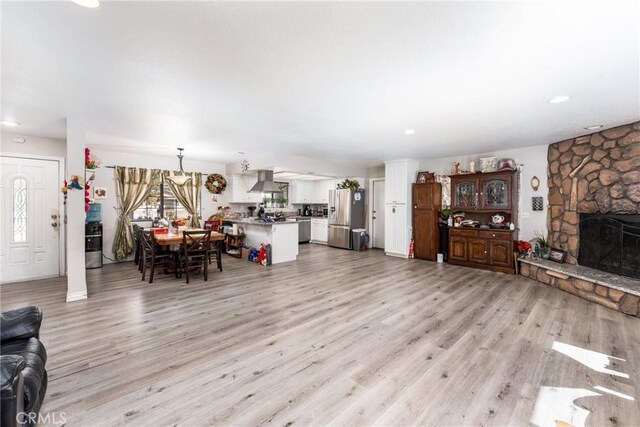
[{"xmin": 352, "ymin": 229, "xmax": 368, "ymax": 251}]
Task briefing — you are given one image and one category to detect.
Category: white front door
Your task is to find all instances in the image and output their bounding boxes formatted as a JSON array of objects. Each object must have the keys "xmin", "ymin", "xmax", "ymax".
[
  {"xmin": 1, "ymin": 156, "xmax": 60, "ymax": 283},
  {"xmin": 372, "ymin": 180, "xmax": 385, "ymax": 249}
]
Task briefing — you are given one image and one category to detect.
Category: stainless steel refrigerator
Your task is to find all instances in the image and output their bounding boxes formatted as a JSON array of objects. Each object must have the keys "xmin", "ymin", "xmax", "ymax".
[{"xmin": 328, "ymin": 189, "xmax": 365, "ymax": 249}]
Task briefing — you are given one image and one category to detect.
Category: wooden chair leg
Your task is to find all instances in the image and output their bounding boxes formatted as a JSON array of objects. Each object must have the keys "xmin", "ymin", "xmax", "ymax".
[
  {"xmin": 134, "ymin": 242, "xmax": 140, "ymax": 266},
  {"xmin": 174, "ymin": 253, "xmax": 179, "ymax": 278},
  {"xmin": 149, "ymin": 257, "xmax": 156, "ymax": 284},
  {"xmin": 184, "ymin": 255, "xmax": 190, "ymax": 284},
  {"xmin": 141, "ymin": 256, "xmax": 147, "ymax": 281},
  {"xmin": 204, "ymin": 254, "xmax": 208, "ymax": 281}
]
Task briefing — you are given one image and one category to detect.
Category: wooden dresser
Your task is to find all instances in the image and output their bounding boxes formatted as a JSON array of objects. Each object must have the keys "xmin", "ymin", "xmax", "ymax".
[
  {"xmin": 412, "ymin": 182, "xmax": 442, "ymax": 261},
  {"xmin": 447, "ymin": 170, "xmax": 519, "ymax": 274}
]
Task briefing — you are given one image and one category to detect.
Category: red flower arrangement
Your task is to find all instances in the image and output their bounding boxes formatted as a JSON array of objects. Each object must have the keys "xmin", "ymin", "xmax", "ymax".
[{"xmin": 517, "ymin": 240, "xmax": 532, "ymax": 256}]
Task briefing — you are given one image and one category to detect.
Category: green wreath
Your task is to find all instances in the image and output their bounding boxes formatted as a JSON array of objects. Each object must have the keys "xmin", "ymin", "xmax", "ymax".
[{"xmin": 205, "ymin": 173, "xmax": 227, "ymax": 194}]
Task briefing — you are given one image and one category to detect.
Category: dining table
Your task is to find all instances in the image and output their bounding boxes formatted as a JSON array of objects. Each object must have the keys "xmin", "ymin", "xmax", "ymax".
[
  {"xmin": 147, "ymin": 228, "xmax": 226, "ymax": 278},
  {"xmin": 151, "ymin": 228, "xmax": 225, "ymax": 246}
]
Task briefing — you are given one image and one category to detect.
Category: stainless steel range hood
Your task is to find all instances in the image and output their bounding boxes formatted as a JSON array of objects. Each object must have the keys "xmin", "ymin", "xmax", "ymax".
[{"xmin": 248, "ymin": 170, "xmax": 283, "ymax": 193}]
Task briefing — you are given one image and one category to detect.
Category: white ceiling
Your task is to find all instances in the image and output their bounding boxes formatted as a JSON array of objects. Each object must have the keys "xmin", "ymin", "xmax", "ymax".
[{"xmin": 2, "ymin": 1, "xmax": 639, "ymax": 167}]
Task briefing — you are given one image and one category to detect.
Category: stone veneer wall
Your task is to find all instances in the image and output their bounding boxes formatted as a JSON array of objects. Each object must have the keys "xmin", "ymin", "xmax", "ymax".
[
  {"xmin": 547, "ymin": 121, "xmax": 640, "ymax": 264},
  {"xmin": 520, "ymin": 263, "xmax": 640, "ymax": 318}
]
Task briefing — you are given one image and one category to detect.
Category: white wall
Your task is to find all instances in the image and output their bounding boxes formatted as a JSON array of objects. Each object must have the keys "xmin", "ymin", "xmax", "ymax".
[
  {"xmin": 88, "ymin": 146, "xmax": 230, "ymax": 263},
  {"xmin": 418, "ymin": 144, "xmax": 549, "ymax": 241},
  {"xmin": 1, "ymin": 132, "xmax": 66, "ymax": 158},
  {"xmin": 366, "ymin": 165, "xmax": 385, "ymax": 179}
]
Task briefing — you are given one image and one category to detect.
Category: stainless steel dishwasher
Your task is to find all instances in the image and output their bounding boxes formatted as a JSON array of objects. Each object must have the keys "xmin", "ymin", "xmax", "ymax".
[{"xmin": 297, "ymin": 217, "xmax": 311, "ymax": 243}]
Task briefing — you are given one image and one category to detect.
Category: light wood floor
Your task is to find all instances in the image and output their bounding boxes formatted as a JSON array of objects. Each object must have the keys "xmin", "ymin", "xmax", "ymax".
[{"xmin": 2, "ymin": 245, "xmax": 639, "ymax": 426}]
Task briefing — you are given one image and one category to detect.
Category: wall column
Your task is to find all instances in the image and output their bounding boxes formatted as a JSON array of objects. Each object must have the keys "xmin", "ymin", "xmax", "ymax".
[{"xmin": 65, "ymin": 118, "xmax": 88, "ymax": 302}]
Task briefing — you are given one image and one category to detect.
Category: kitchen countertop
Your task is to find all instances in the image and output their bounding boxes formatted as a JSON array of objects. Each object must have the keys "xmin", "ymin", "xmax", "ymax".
[{"xmin": 228, "ymin": 218, "xmax": 297, "ymax": 226}]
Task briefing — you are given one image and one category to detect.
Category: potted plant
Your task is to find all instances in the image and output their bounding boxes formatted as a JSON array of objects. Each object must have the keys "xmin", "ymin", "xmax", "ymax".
[
  {"xmin": 439, "ymin": 204, "xmax": 451, "ymax": 222},
  {"xmin": 534, "ymin": 232, "xmax": 550, "ymax": 259},
  {"xmin": 338, "ymin": 179, "xmax": 360, "ymax": 191}
]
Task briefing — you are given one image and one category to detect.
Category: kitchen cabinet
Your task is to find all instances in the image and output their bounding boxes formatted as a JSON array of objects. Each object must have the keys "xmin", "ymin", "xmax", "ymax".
[
  {"xmin": 385, "ymin": 161, "xmax": 417, "ymax": 205},
  {"xmin": 311, "ymin": 218, "xmax": 328, "ymax": 243},
  {"xmin": 447, "ymin": 228, "xmax": 516, "ymax": 274},
  {"xmin": 291, "ymin": 180, "xmax": 315, "ymax": 204},
  {"xmin": 384, "ymin": 204, "xmax": 409, "ymax": 257},
  {"xmin": 313, "ymin": 180, "xmax": 336, "ymax": 204},
  {"xmin": 229, "ymin": 174, "xmax": 262, "ymax": 204},
  {"xmin": 384, "ymin": 160, "xmax": 419, "ymax": 258},
  {"xmin": 412, "ymin": 183, "xmax": 442, "ymax": 261}
]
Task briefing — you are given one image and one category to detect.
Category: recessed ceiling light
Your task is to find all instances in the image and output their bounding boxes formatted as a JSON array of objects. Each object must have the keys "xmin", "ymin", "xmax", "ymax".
[
  {"xmin": 404, "ymin": 129, "xmax": 416, "ymax": 135},
  {"xmin": 71, "ymin": 0, "xmax": 100, "ymax": 8},
  {"xmin": 12, "ymin": 137, "xmax": 26, "ymax": 144},
  {"xmin": 549, "ymin": 95, "xmax": 571, "ymax": 104},
  {"xmin": 2, "ymin": 120, "xmax": 19, "ymax": 127},
  {"xmin": 585, "ymin": 125, "xmax": 603, "ymax": 130}
]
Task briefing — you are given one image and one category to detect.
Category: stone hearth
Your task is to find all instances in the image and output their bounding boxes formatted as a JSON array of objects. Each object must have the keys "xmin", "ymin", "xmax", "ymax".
[
  {"xmin": 547, "ymin": 121, "xmax": 640, "ymax": 264},
  {"xmin": 520, "ymin": 259, "xmax": 640, "ymax": 317}
]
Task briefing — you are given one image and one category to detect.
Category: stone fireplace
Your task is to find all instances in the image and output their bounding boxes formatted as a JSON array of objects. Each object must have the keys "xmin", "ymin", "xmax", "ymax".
[
  {"xmin": 547, "ymin": 121, "xmax": 640, "ymax": 266},
  {"xmin": 579, "ymin": 213, "xmax": 640, "ymax": 279},
  {"xmin": 519, "ymin": 120, "xmax": 640, "ymax": 317}
]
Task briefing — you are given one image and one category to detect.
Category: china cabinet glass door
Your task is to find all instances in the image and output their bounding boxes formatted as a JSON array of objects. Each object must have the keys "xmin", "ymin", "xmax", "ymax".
[
  {"xmin": 481, "ymin": 179, "xmax": 509, "ymax": 209},
  {"xmin": 454, "ymin": 181, "xmax": 477, "ymax": 209}
]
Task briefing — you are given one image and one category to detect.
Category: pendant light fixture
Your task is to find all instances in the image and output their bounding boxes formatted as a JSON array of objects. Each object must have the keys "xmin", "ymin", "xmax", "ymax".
[{"xmin": 166, "ymin": 148, "xmax": 192, "ymax": 186}]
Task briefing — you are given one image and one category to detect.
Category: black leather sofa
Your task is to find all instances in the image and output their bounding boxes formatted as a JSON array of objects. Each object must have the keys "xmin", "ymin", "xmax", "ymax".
[{"xmin": 1, "ymin": 306, "xmax": 48, "ymax": 427}]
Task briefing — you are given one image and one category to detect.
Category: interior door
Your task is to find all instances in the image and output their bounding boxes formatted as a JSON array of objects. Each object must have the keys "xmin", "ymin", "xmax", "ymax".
[
  {"xmin": 372, "ymin": 180, "xmax": 385, "ymax": 249},
  {"xmin": 1, "ymin": 156, "xmax": 60, "ymax": 283}
]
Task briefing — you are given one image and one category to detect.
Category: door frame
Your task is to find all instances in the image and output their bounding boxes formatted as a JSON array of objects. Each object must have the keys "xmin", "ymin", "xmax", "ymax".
[
  {"xmin": 1, "ymin": 152, "xmax": 66, "ymax": 278},
  {"xmin": 368, "ymin": 177, "xmax": 385, "ymax": 249}
]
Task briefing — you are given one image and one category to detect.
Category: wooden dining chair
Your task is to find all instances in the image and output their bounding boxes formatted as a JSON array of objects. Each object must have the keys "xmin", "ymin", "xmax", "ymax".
[
  {"xmin": 132, "ymin": 224, "xmax": 143, "ymax": 270},
  {"xmin": 140, "ymin": 230, "xmax": 179, "ymax": 283},
  {"xmin": 203, "ymin": 223, "xmax": 222, "ymax": 271},
  {"xmin": 182, "ymin": 230, "xmax": 212, "ymax": 284}
]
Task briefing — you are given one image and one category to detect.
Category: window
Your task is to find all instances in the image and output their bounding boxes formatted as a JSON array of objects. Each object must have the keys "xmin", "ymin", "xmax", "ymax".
[
  {"xmin": 262, "ymin": 182, "xmax": 289, "ymax": 206},
  {"xmin": 13, "ymin": 178, "xmax": 27, "ymax": 242},
  {"xmin": 131, "ymin": 180, "xmax": 199, "ymax": 222}
]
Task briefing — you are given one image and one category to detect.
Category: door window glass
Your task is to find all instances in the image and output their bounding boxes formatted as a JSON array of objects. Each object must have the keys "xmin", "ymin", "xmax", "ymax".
[
  {"xmin": 13, "ymin": 178, "xmax": 27, "ymax": 242},
  {"xmin": 483, "ymin": 180, "xmax": 508, "ymax": 208},
  {"xmin": 455, "ymin": 182, "xmax": 476, "ymax": 207}
]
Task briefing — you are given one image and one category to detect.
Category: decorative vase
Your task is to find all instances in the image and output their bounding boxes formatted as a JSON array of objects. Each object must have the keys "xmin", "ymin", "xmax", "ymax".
[{"xmin": 541, "ymin": 247, "xmax": 551, "ymax": 259}]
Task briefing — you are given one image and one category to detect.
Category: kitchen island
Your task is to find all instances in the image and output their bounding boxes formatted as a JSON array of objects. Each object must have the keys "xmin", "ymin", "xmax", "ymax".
[{"xmin": 229, "ymin": 219, "xmax": 298, "ymax": 264}]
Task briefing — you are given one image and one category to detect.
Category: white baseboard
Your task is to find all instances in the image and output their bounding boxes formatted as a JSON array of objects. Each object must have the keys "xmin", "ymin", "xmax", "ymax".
[
  {"xmin": 385, "ymin": 252, "xmax": 408, "ymax": 258},
  {"xmin": 66, "ymin": 291, "xmax": 88, "ymax": 302}
]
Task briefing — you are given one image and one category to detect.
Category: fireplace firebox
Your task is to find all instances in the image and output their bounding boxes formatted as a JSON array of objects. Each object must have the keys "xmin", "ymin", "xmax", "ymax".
[{"xmin": 579, "ymin": 214, "xmax": 640, "ymax": 279}]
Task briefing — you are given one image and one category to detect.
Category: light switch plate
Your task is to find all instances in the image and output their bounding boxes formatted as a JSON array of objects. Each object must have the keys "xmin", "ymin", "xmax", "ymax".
[{"xmin": 520, "ymin": 212, "xmax": 530, "ymax": 219}]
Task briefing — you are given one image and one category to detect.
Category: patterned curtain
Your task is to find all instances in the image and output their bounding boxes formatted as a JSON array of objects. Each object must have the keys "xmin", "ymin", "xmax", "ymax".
[
  {"xmin": 113, "ymin": 167, "xmax": 162, "ymax": 260},
  {"xmin": 163, "ymin": 171, "xmax": 202, "ymax": 228}
]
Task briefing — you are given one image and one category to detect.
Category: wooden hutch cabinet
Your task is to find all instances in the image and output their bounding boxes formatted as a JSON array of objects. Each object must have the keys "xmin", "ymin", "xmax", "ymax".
[
  {"xmin": 412, "ymin": 182, "xmax": 442, "ymax": 261},
  {"xmin": 448, "ymin": 170, "xmax": 519, "ymax": 274}
]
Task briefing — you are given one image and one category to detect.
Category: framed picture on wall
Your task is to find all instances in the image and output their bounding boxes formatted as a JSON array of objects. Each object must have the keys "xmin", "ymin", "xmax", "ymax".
[{"xmin": 94, "ymin": 187, "xmax": 107, "ymax": 200}]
